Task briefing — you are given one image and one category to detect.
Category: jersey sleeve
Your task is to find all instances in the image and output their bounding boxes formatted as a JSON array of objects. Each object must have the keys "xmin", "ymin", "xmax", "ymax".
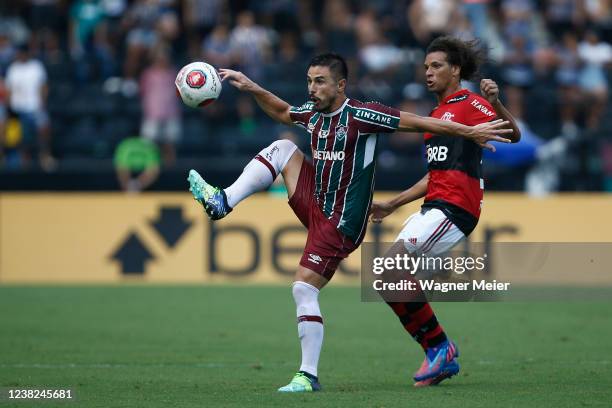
[
  {"xmin": 352, "ymin": 101, "xmax": 400, "ymax": 133},
  {"xmin": 289, "ymin": 101, "xmax": 315, "ymax": 129},
  {"xmin": 464, "ymin": 96, "xmax": 497, "ymax": 126}
]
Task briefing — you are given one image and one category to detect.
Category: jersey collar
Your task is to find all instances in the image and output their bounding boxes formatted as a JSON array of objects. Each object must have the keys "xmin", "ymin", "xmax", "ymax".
[
  {"xmin": 441, "ymin": 89, "xmax": 470, "ymax": 105},
  {"xmin": 321, "ymin": 98, "xmax": 349, "ymax": 117}
]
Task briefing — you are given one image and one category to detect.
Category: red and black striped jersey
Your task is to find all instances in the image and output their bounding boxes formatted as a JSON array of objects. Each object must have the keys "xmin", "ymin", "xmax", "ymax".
[
  {"xmin": 422, "ymin": 89, "xmax": 497, "ymax": 235},
  {"xmin": 289, "ymin": 98, "xmax": 400, "ymax": 243}
]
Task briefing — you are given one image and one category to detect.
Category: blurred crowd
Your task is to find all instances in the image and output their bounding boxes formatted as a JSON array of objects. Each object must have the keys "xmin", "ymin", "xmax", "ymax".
[{"xmin": 0, "ymin": 0, "xmax": 611, "ymax": 193}]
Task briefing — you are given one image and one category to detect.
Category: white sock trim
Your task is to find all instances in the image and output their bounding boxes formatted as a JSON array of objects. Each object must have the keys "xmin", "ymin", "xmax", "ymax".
[
  {"xmin": 259, "ymin": 139, "xmax": 298, "ymax": 178},
  {"xmin": 278, "ymin": 140, "xmax": 298, "ymax": 172},
  {"xmin": 292, "ymin": 281, "xmax": 319, "ymax": 295}
]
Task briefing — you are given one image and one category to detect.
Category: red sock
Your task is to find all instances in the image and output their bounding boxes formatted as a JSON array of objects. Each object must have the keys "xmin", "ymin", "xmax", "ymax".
[{"xmin": 387, "ymin": 301, "xmax": 447, "ymax": 351}]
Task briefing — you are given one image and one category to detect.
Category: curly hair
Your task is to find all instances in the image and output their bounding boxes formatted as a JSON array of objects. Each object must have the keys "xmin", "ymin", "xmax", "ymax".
[{"xmin": 426, "ymin": 36, "xmax": 487, "ymax": 81}]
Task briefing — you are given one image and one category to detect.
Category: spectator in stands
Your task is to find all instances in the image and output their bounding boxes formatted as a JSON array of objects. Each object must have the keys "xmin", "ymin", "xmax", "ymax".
[
  {"xmin": 544, "ymin": 0, "xmax": 586, "ymax": 40},
  {"xmin": 69, "ymin": 0, "xmax": 115, "ymax": 82},
  {"xmin": 5, "ymin": 44, "xmax": 55, "ymax": 171},
  {"xmin": 28, "ymin": 0, "xmax": 62, "ymax": 59},
  {"xmin": 139, "ymin": 46, "xmax": 181, "ymax": 166},
  {"xmin": 184, "ymin": 0, "xmax": 226, "ymax": 59},
  {"xmin": 122, "ymin": 0, "xmax": 179, "ymax": 94},
  {"xmin": 0, "ymin": 7, "xmax": 29, "ymax": 48},
  {"xmin": 0, "ymin": 31, "xmax": 14, "ymax": 76},
  {"xmin": 229, "ymin": 10, "xmax": 273, "ymax": 82},
  {"xmin": 577, "ymin": 29, "xmax": 612, "ymax": 130},
  {"xmin": 99, "ymin": 0, "xmax": 127, "ymax": 47},
  {"xmin": 271, "ymin": 31, "xmax": 305, "ymax": 83},
  {"xmin": 408, "ymin": 0, "xmax": 458, "ymax": 47},
  {"xmin": 584, "ymin": 0, "xmax": 612, "ymax": 42},
  {"xmin": 1, "ymin": 109, "xmax": 24, "ymax": 169},
  {"xmin": 461, "ymin": 0, "xmax": 491, "ymax": 40},
  {"xmin": 0, "ymin": 77, "xmax": 6, "ymax": 166},
  {"xmin": 356, "ymin": 8, "xmax": 403, "ymax": 76},
  {"xmin": 322, "ymin": 0, "xmax": 356, "ymax": 56},
  {"xmin": 236, "ymin": 95, "xmax": 256, "ymax": 138},
  {"xmin": 202, "ymin": 24, "xmax": 233, "ymax": 68},
  {"xmin": 114, "ymin": 136, "xmax": 160, "ymax": 193},
  {"xmin": 501, "ymin": 35, "xmax": 535, "ymax": 123},
  {"xmin": 554, "ymin": 32, "xmax": 582, "ymax": 137}
]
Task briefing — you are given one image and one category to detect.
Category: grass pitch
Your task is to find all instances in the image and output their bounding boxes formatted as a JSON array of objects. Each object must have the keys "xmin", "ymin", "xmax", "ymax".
[{"xmin": 0, "ymin": 286, "xmax": 611, "ymax": 407}]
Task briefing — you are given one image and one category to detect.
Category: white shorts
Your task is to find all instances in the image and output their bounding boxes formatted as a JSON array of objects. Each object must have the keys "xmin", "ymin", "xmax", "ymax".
[
  {"xmin": 395, "ymin": 208, "xmax": 465, "ymax": 256},
  {"xmin": 141, "ymin": 118, "xmax": 181, "ymax": 143}
]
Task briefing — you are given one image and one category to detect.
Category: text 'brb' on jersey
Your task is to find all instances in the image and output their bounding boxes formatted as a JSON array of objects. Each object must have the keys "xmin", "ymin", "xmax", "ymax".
[
  {"xmin": 290, "ymin": 98, "xmax": 400, "ymax": 243},
  {"xmin": 423, "ymin": 89, "xmax": 498, "ymax": 236}
]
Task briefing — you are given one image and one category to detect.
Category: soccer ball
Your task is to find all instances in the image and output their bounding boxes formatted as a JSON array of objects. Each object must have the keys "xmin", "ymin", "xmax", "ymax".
[{"xmin": 175, "ymin": 62, "xmax": 222, "ymax": 108}]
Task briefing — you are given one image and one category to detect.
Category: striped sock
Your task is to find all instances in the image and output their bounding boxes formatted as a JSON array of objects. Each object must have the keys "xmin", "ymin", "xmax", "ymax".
[{"xmin": 387, "ymin": 301, "xmax": 447, "ymax": 351}]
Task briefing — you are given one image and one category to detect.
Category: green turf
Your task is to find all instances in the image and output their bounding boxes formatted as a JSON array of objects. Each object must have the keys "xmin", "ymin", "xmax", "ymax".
[{"xmin": 0, "ymin": 286, "xmax": 611, "ymax": 407}]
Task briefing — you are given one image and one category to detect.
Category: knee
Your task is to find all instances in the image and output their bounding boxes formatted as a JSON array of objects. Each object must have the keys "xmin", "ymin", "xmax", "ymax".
[
  {"xmin": 271, "ymin": 138, "xmax": 297, "ymax": 152},
  {"xmin": 262, "ymin": 139, "xmax": 299, "ymax": 173},
  {"xmin": 270, "ymin": 139, "xmax": 298, "ymax": 165},
  {"xmin": 292, "ymin": 281, "xmax": 321, "ymax": 316},
  {"xmin": 292, "ymin": 281, "xmax": 318, "ymax": 300}
]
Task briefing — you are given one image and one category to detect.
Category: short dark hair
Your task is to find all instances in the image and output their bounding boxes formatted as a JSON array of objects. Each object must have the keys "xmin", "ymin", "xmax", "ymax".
[
  {"xmin": 426, "ymin": 36, "xmax": 486, "ymax": 81},
  {"xmin": 308, "ymin": 53, "xmax": 348, "ymax": 81}
]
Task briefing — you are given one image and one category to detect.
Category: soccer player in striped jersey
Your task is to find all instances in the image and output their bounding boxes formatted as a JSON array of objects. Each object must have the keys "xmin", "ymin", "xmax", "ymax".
[
  {"xmin": 188, "ymin": 53, "xmax": 513, "ymax": 392},
  {"xmin": 370, "ymin": 37, "xmax": 521, "ymax": 387}
]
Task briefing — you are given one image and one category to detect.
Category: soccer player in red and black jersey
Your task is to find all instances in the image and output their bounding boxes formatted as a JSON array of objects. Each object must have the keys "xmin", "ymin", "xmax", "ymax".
[
  {"xmin": 188, "ymin": 53, "xmax": 513, "ymax": 392},
  {"xmin": 370, "ymin": 36, "xmax": 521, "ymax": 387}
]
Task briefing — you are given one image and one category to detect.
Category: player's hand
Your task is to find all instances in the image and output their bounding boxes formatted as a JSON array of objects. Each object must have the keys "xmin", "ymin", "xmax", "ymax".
[
  {"xmin": 218, "ymin": 68, "xmax": 258, "ymax": 92},
  {"xmin": 480, "ymin": 79, "xmax": 500, "ymax": 105},
  {"xmin": 370, "ymin": 201, "xmax": 395, "ymax": 223},
  {"xmin": 470, "ymin": 119, "xmax": 512, "ymax": 152}
]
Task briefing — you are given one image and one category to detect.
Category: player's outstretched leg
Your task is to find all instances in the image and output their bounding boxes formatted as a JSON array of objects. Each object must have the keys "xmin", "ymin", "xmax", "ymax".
[
  {"xmin": 188, "ymin": 170, "xmax": 232, "ymax": 220},
  {"xmin": 188, "ymin": 139, "xmax": 298, "ymax": 220}
]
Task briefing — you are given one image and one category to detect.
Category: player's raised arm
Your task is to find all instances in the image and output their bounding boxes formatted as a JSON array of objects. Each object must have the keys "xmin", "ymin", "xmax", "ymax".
[
  {"xmin": 218, "ymin": 68, "xmax": 292, "ymax": 125},
  {"xmin": 480, "ymin": 79, "xmax": 521, "ymax": 143},
  {"xmin": 397, "ymin": 111, "xmax": 512, "ymax": 152}
]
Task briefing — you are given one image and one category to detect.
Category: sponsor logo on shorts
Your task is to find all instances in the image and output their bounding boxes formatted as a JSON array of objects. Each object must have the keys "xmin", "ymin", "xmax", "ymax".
[{"xmin": 308, "ymin": 253, "xmax": 322, "ymax": 264}]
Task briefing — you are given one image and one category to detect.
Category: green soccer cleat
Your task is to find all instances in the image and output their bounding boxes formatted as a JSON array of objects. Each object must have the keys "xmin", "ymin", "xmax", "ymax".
[
  {"xmin": 187, "ymin": 169, "xmax": 232, "ymax": 220},
  {"xmin": 277, "ymin": 371, "xmax": 322, "ymax": 393}
]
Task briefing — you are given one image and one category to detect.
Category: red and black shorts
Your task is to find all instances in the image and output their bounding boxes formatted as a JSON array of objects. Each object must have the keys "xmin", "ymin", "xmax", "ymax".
[{"xmin": 288, "ymin": 159, "xmax": 358, "ymax": 280}]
